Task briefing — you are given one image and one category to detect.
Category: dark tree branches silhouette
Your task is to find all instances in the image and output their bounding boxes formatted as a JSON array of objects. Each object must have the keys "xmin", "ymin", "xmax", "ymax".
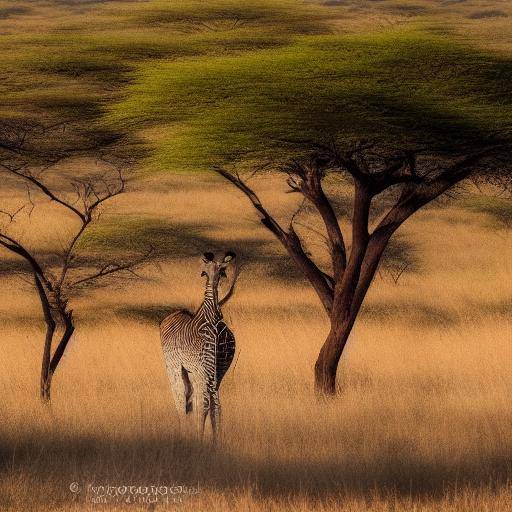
[
  {"xmin": 0, "ymin": 122, "xmax": 151, "ymax": 402},
  {"xmin": 214, "ymin": 141, "xmax": 511, "ymax": 395}
]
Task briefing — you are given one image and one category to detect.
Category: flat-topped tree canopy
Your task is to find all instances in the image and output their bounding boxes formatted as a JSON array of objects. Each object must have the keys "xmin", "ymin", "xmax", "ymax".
[
  {"xmin": 110, "ymin": 29, "xmax": 512, "ymax": 173},
  {"xmin": 109, "ymin": 25, "xmax": 512, "ymax": 395},
  {"xmin": 0, "ymin": 0, "xmax": 327, "ymax": 149}
]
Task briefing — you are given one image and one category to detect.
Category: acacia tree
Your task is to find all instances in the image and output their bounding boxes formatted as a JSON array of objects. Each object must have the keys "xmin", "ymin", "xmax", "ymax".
[
  {"xmin": 0, "ymin": 122, "xmax": 151, "ymax": 401},
  {"xmin": 110, "ymin": 30, "xmax": 512, "ymax": 395},
  {"xmin": 214, "ymin": 142, "xmax": 510, "ymax": 394}
]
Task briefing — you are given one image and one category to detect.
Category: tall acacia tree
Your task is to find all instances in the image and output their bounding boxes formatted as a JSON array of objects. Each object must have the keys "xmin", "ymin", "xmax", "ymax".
[
  {"xmin": 0, "ymin": 122, "xmax": 152, "ymax": 401},
  {"xmin": 214, "ymin": 143, "xmax": 509, "ymax": 394},
  {"xmin": 110, "ymin": 30, "xmax": 512, "ymax": 394}
]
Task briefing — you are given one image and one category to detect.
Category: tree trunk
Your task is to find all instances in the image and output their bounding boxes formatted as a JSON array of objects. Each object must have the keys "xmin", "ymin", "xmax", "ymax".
[
  {"xmin": 314, "ymin": 184, "xmax": 372, "ymax": 395},
  {"xmin": 40, "ymin": 312, "xmax": 75, "ymax": 402},
  {"xmin": 41, "ymin": 372, "xmax": 52, "ymax": 401},
  {"xmin": 314, "ymin": 317, "xmax": 354, "ymax": 395},
  {"xmin": 49, "ymin": 311, "xmax": 75, "ymax": 376},
  {"xmin": 35, "ymin": 274, "xmax": 56, "ymax": 402},
  {"xmin": 40, "ymin": 318, "xmax": 56, "ymax": 402},
  {"xmin": 34, "ymin": 274, "xmax": 75, "ymax": 402},
  {"xmin": 314, "ymin": 230, "xmax": 396, "ymax": 396}
]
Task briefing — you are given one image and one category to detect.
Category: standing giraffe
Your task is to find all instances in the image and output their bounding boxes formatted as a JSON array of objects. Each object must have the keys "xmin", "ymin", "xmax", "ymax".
[{"xmin": 160, "ymin": 252, "xmax": 238, "ymax": 441}]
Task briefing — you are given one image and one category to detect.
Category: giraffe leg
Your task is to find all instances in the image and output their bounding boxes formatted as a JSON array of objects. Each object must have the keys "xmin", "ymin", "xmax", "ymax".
[
  {"xmin": 181, "ymin": 366, "xmax": 194, "ymax": 414},
  {"xmin": 190, "ymin": 375, "xmax": 209, "ymax": 440},
  {"xmin": 199, "ymin": 388, "xmax": 210, "ymax": 440},
  {"xmin": 165, "ymin": 365, "xmax": 188, "ymax": 432},
  {"xmin": 210, "ymin": 390, "xmax": 221, "ymax": 443}
]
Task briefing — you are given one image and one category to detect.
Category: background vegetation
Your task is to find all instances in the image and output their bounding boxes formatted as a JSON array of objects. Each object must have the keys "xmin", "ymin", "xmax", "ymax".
[{"xmin": 0, "ymin": 1, "xmax": 511, "ymax": 510}]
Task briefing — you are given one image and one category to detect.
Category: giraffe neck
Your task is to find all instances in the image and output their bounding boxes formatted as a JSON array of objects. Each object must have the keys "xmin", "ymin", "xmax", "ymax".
[{"xmin": 197, "ymin": 280, "xmax": 221, "ymax": 320}]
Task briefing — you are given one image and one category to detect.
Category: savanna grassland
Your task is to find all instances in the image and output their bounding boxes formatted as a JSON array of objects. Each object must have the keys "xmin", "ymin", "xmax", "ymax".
[{"xmin": 0, "ymin": 1, "xmax": 511, "ymax": 511}]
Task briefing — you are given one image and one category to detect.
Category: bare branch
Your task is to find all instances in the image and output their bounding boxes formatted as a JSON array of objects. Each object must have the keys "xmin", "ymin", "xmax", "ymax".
[
  {"xmin": 334, "ymin": 181, "xmax": 372, "ymax": 320},
  {"xmin": 0, "ymin": 162, "xmax": 86, "ymax": 221},
  {"xmin": 0, "ymin": 233, "xmax": 51, "ymax": 290},
  {"xmin": 371, "ymin": 145, "xmax": 504, "ymax": 242},
  {"xmin": 87, "ymin": 166, "xmax": 126, "ymax": 212},
  {"xmin": 213, "ymin": 166, "xmax": 334, "ymax": 313},
  {"xmin": 422, "ymin": 146, "xmax": 505, "ymax": 197},
  {"xmin": 25, "ymin": 183, "xmax": 36, "ymax": 217},
  {"xmin": 55, "ymin": 221, "xmax": 89, "ymax": 289},
  {"xmin": 0, "ymin": 204, "xmax": 25, "ymax": 223},
  {"xmin": 213, "ymin": 166, "xmax": 288, "ymax": 242},
  {"xmin": 69, "ymin": 247, "xmax": 154, "ymax": 288},
  {"xmin": 285, "ymin": 158, "xmax": 347, "ymax": 278}
]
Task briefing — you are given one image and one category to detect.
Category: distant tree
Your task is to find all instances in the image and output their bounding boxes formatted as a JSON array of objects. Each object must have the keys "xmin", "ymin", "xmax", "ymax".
[
  {"xmin": 0, "ymin": 121, "xmax": 152, "ymax": 402},
  {"xmin": 111, "ymin": 31, "xmax": 512, "ymax": 395}
]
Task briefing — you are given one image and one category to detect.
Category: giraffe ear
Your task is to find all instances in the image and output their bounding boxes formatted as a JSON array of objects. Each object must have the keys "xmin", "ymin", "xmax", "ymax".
[
  {"xmin": 202, "ymin": 252, "xmax": 215, "ymax": 263},
  {"xmin": 223, "ymin": 251, "xmax": 236, "ymax": 263}
]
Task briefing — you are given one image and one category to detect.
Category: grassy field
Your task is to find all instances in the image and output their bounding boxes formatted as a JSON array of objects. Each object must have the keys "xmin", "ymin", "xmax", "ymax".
[
  {"xmin": 0, "ymin": 172, "xmax": 511, "ymax": 511},
  {"xmin": 0, "ymin": 1, "xmax": 511, "ymax": 511}
]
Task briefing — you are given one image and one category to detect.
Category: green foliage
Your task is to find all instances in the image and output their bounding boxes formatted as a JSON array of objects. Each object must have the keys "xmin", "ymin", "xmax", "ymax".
[
  {"xmin": 109, "ymin": 29, "xmax": 512, "ymax": 171},
  {"xmin": 0, "ymin": 0, "xmax": 329, "ymax": 128},
  {"xmin": 127, "ymin": 0, "xmax": 326, "ymax": 34},
  {"xmin": 2, "ymin": 1, "xmax": 512, "ymax": 173}
]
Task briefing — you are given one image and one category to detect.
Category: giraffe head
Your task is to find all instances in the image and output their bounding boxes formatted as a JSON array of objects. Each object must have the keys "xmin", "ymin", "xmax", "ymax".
[{"xmin": 200, "ymin": 251, "xmax": 237, "ymax": 289}]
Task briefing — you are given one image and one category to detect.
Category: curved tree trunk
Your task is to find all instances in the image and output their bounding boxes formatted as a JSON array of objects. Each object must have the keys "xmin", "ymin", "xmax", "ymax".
[
  {"xmin": 40, "ymin": 315, "xmax": 75, "ymax": 402},
  {"xmin": 50, "ymin": 311, "xmax": 75, "ymax": 376},
  {"xmin": 313, "ymin": 185, "xmax": 371, "ymax": 395},
  {"xmin": 35, "ymin": 274, "xmax": 56, "ymax": 402},
  {"xmin": 40, "ymin": 314, "xmax": 75, "ymax": 402},
  {"xmin": 314, "ymin": 228, "xmax": 395, "ymax": 395},
  {"xmin": 214, "ymin": 144, "xmax": 499, "ymax": 398},
  {"xmin": 40, "ymin": 317, "xmax": 56, "ymax": 402},
  {"xmin": 314, "ymin": 320, "xmax": 352, "ymax": 395},
  {"xmin": 35, "ymin": 273, "xmax": 75, "ymax": 402}
]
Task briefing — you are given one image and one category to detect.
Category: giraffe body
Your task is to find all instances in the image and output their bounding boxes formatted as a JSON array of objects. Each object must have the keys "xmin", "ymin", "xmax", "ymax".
[{"xmin": 160, "ymin": 253, "xmax": 237, "ymax": 440}]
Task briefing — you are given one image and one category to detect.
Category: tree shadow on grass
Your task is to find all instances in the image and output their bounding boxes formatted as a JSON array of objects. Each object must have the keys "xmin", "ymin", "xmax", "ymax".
[
  {"xmin": 0, "ymin": 6, "xmax": 30, "ymax": 19},
  {"xmin": 83, "ymin": 216, "xmax": 307, "ymax": 285},
  {"xmin": 0, "ymin": 432, "xmax": 510, "ymax": 506},
  {"xmin": 468, "ymin": 10, "xmax": 508, "ymax": 19},
  {"xmin": 116, "ymin": 304, "xmax": 177, "ymax": 324},
  {"xmin": 459, "ymin": 195, "xmax": 512, "ymax": 230},
  {"xmin": 360, "ymin": 301, "xmax": 457, "ymax": 327}
]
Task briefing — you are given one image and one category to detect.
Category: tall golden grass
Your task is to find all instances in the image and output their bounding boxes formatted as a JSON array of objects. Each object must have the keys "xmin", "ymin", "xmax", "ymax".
[
  {"xmin": 0, "ymin": 173, "xmax": 510, "ymax": 511},
  {"xmin": 1, "ymin": 0, "xmax": 511, "ymax": 509}
]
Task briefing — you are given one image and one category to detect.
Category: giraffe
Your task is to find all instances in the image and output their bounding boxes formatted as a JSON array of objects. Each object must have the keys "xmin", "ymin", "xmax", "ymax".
[{"xmin": 160, "ymin": 252, "xmax": 238, "ymax": 441}]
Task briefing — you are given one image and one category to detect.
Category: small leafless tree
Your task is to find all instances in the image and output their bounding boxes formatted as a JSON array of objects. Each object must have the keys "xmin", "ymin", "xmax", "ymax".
[
  {"xmin": 0, "ymin": 122, "xmax": 152, "ymax": 402},
  {"xmin": 214, "ymin": 140, "xmax": 511, "ymax": 396}
]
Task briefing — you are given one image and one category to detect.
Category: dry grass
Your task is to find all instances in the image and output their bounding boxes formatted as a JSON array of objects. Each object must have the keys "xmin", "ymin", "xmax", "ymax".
[
  {"xmin": 0, "ymin": 171, "xmax": 511, "ymax": 511},
  {"xmin": 1, "ymin": 1, "xmax": 512, "ymax": 510}
]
